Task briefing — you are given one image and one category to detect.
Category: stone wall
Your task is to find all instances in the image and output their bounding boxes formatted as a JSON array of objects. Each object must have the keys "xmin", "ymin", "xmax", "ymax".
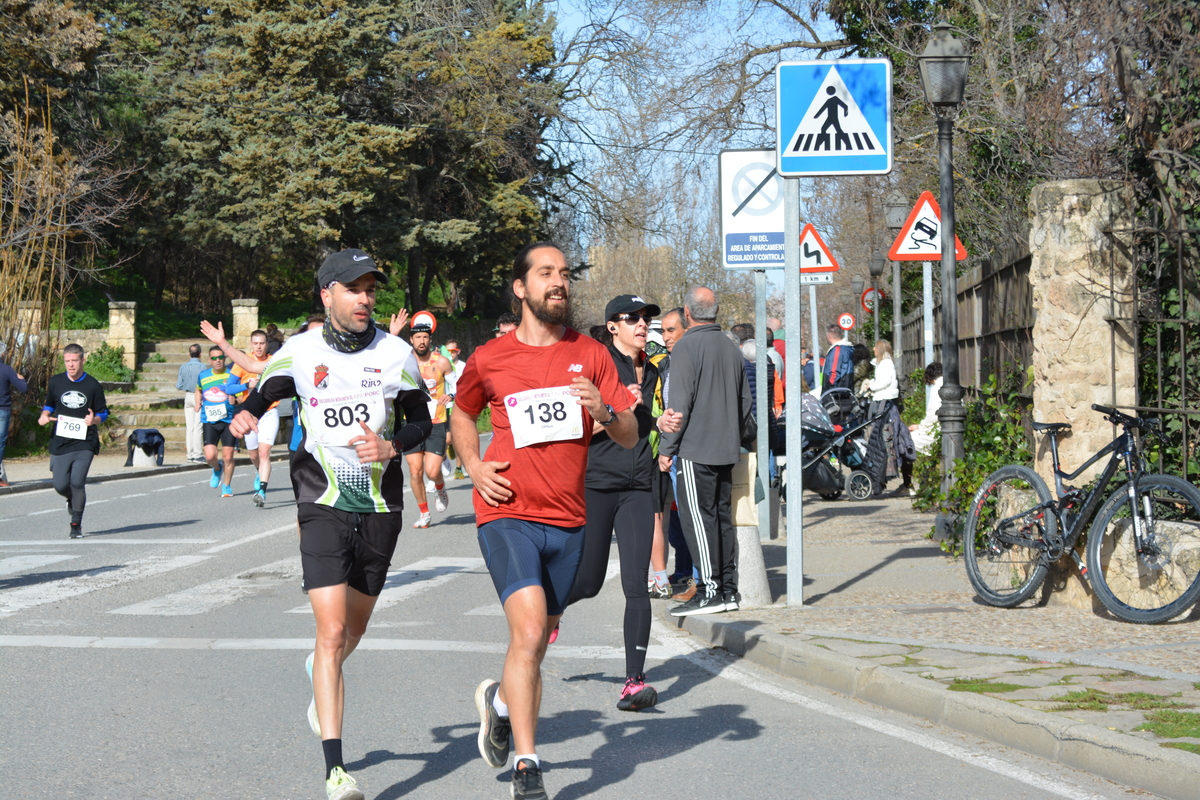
[
  {"xmin": 1028, "ymin": 180, "xmax": 1136, "ymax": 611},
  {"xmin": 47, "ymin": 329, "xmax": 108, "ymax": 354},
  {"xmin": 1028, "ymin": 180, "xmax": 1136, "ymax": 487},
  {"xmin": 232, "ymin": 299, "xmax": 260, "ymax": 350}
]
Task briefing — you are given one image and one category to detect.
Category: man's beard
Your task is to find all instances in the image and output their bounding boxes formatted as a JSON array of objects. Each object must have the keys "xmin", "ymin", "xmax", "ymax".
[
  {"xmin": 413, "ymin": 342, "xmax": 430, "ymax": 357},
  {"xmin": 525, "ymin": 289, "xmax": 570, "ymax": 326}
]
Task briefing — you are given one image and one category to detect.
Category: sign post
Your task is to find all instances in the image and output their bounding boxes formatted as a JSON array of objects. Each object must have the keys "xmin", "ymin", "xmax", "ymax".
[
  {"xmin": 778, "ymin": 58, "xmax": 892, "ymax": 607},
  {"xmin": 720, "ymin": 149, "xmax": 783, "ymax": 547}
]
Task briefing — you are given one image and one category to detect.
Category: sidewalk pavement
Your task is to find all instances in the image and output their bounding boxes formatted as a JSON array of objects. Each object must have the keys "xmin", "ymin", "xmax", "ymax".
[
  {"xmin": 657, "ymin": 493, "xmax": 1200, "ymax": 800},
  {"xmin": 0, "ymin": 447, "xmax": 289, "ymax": 496}
]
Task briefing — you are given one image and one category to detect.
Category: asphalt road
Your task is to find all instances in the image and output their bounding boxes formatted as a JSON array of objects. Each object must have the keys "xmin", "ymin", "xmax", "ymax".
[{"xmin": 0, "ymin": 466, "xmax": 1165, "ymax": 799}]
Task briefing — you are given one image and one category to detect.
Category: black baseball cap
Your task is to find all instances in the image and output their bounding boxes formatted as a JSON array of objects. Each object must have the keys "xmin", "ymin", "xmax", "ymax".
[
  {"xmin": 318, "ymin": 249, "xmax": 388, "ymax": 287},
  {"xmin": 605, "ymin": 294, "xmax": 661, "ymax": 320}
]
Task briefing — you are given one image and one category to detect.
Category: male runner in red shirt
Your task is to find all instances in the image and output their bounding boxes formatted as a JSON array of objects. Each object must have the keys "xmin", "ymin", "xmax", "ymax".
[{"xmin": 451, "ymin": 242, "xmax": 637, "ymax": 800}]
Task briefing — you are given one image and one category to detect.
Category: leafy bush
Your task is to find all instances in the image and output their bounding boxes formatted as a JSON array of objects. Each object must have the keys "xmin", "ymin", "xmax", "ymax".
[
  {"xmin": 54, "ymin": 297, "xmax": 108, "ymax": 330},
  {"xmin": 146, "ymin": 352, "xmax": 166, "ymax": 363},
  {"xmin": 84, "ymin": 343, "xmax": 135, "ymax": 383},
  {"xmin": 911, "ymin": 372, "xmax": 1033, "ymax": 553}
]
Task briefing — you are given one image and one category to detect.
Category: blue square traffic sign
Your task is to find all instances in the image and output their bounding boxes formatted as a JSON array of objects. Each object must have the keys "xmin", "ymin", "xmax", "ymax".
[{"xmin": 776, "ymin": 59, "xmax": 892, "ymax": 177}]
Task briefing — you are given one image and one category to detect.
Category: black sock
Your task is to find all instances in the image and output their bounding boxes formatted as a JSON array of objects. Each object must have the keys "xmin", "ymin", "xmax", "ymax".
[
  {"xmin": 260, "ymin": 482, "xmax": 268, "ymax": 492},
  {"xmin": 322, "ymin": 739, "xmax": 344, "ymax": 779}
]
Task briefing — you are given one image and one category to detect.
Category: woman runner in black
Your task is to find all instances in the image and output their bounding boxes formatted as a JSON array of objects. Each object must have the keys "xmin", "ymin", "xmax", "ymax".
[{"xmin": 565, "ymin": 295, "xmax": 681, "ymax": 710}]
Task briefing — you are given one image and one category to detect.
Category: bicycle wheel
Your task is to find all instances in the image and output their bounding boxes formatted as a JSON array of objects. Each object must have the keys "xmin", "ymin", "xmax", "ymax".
[
  {"xmin": 1086, "ymin": 474, "xmax": 1200, "ymax": 624},
  {"xmin": 963, "ymin": 465, "xmax": 1055, "ymax": 607}
]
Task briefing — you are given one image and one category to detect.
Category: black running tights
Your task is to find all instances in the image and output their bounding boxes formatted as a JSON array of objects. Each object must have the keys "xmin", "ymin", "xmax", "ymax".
[{"xmin": 569, "ymin": 487, "xmax": 655, "ymax": 678}]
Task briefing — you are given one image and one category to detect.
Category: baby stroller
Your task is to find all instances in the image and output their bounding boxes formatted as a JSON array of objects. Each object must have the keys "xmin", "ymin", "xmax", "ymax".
[
  {"xmin": 773, "ymin": 394, "xmax": 876, "ymax": 501},
  {"xmin": 818, "ymin": 388, "xmax": 885, "ymax": 499}
]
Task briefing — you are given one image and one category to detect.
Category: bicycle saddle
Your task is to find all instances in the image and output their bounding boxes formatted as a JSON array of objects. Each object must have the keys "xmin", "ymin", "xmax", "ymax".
[{"xmin": 1031, "ymin": 421, "xmax": 1071, "ymax": 433}]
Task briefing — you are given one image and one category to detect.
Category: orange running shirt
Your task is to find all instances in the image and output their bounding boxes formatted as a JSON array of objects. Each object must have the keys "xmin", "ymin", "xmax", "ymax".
[
  {"xmin": 418, "ymin": 355, "xmax": 447, "ymax": 424},
  {"xmin": 455, "ymin": 328, "xmax": 635, "ymax": 528}
]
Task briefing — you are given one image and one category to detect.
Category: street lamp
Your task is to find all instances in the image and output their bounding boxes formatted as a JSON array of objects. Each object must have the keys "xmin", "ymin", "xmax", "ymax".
[
  {"xmin": 918, "ymin": 20, "xmax": 970, "ymax": 489},
  {"xmin": 849, "ymin": 274, "xmax": 865, "ymax": 332},
  {"xmin": 868, "ymin": 249, "xmax": 886, "ymax": 345},
  {"xmin": 884, "ymin": 191, "xmax": 907, "ymax": 381}
]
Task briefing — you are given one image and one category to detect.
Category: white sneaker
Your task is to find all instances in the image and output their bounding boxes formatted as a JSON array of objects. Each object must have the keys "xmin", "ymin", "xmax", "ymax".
[
  {"xmin": 413, "ymin": 511, "xmax": 432, "ymax": 529},
  {"xmin": 441, "ymin": 460, "xmax": 452, "ymax": 478},
  {"xmin": 424, "ymin": 476, "xmax": 436, "ymax": 493},
  {"xmin": 435, "ymin": 488, "xmax": 449, "ymax": 512}
]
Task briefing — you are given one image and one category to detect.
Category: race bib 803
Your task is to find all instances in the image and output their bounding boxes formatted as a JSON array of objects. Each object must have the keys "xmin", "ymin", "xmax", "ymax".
[
  {"xmin": 306, "ymin": 388, "xmax": 386, "ymax": 447},
  {"xmin": 506, "ymin": 386, "xmax": 583, "ymax": 449}
]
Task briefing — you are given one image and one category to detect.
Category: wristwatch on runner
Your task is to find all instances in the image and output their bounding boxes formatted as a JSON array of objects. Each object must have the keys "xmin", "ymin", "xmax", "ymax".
[{"xmin": 597, "ymin": 404, "xmax": 616, "ymax": 426}]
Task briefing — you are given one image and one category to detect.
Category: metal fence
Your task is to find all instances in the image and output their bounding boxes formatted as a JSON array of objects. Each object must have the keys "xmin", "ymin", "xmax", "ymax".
[
  {"xmin": 901, "ymin": 245, "xmax": 1034, "ymax": 396},
  {"xmin": 1106, "ymin": 224, "xmax": 1200, "ymax": 482}
]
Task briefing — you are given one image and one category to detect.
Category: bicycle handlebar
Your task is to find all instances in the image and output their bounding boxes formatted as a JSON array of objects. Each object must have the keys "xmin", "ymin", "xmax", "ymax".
[{"xmin": 1091, "ymin": 403, "xmax": 1158, "ymax": 432}]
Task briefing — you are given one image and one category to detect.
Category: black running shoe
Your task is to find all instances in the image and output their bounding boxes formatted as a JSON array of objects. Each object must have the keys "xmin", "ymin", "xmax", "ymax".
[
  {"xmin": 669, "ymin": 593, "xmax": 726, "ymax": 616},
  {"xmin": 723, "ymin": 591, "xmax": 741, "ymax": 611},
  {"xmin": 69, "ymin": 523, "xmax": 83, "ymax": 539},
  {"xmin": 474, "ymin": 679, "xmax": 511, "ymax": 768},
  {"xmin": 511, "ymin": 759, "xmax": 547, "ymax": 800}
]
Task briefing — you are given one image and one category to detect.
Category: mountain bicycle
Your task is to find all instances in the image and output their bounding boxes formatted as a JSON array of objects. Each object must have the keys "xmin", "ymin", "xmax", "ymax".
[{"xmin": 963, "ymin": 404, "xmax": 1200, "ymax": 624}]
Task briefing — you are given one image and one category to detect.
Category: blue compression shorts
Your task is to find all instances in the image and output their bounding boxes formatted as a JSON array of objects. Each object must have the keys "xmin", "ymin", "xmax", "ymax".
[{"xmin": 477, "ymin": 518, "xmax": 585, "ymax": 616}]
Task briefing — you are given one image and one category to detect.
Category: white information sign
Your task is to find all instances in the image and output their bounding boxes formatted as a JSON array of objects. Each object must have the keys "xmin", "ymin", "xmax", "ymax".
[{"xmin": 720, "ymin": 149, "xmax": 786, "ymax": 270}]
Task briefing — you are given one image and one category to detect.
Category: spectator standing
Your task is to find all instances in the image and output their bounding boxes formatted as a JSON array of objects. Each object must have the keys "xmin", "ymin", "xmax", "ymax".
[
  {"xmin": 908, "ymin": 362, "xmax": 943, "ymax": 454},
  {"xmin": 0, "ymin": 341, "xmax": 28, "ymax": 486},
  {"xmin": 862, "ymin": 339, "xmax": 900, "ymax": 419},
  {"xmin": 175, "ymin": 343, "xmax": 205, "ymax": 463},
  {"xmin": 493, "ymin": 311, "xmax": 519, "ymax": 338},
  {"xmin": 765, "ymin": 327, "xmax": 784, "ymax": 379},
  {"xmin": 658, "ymin": 287, "xmax": 752, "ymax": 616},
  {"xmin": 653, "ymin": 307, "xmax": 693, "ymax": 595},
  {"xmin": 264, "ymin": 323, "xmax": 285, "ymax": 355},
  {"xmin": 766, "ymin": 317, "xmax": 786, "ymax": 365},
  {"xmin": 821, "ymin": 323, "xmax": 855, "ymax": 391},
  {"xmin": 852, "ymin": 342, "xmax": 872, "ymax": 396}
]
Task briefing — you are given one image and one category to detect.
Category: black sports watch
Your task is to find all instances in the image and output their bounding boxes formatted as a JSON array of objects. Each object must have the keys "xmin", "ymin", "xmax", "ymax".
[{"xmin": 597, "ymin": 404, "xmax": 617, "ymax": 426}]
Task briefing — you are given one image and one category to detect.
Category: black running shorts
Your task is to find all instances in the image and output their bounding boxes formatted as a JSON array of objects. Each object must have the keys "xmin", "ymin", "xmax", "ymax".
[
  {"xmin": 203, "ymin": 421, "xmax": 235, "ymax": 448},
  {"xmin": 296, "ymin": 503, "xmax": 403, "ymax": 596},
  {"xmin": 476, "ymin": 518, "xmax": 585, "ymax": 616},
  {"xmin": 403, "ymin": 421, "xmax": 447, "ymax": 457}
]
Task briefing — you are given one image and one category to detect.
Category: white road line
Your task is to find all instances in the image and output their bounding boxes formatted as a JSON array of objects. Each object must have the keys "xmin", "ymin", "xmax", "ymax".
[
  {"xmin": 202, "ymin": 525, "xmax": 293, "ymax": 554},
  {"xmin": 0, "ymin": 554, "xmax": 80, "ymax": 576},
  {"xmin": 0, "ymin": 634, "xmax": 668, "ymax": 659},
  {"xmin": 120, "ymin": 493, "xmax": 149, "ymax": 499},
  {"xmin": 0, "ymin": 539, "xmax": 216, "ymax": 546},
  {"xmin": 109, "ymin": 557, "xmax": 301, "ymax": 616},
  {"xmin": 0, "ymin": 555, "xmax": 211, "ymax": 617},
  {"xmin": 153, "ymin": 485, "xmax": 185, "ymax": 492},
  {"xmin": 652, "ymin": 623, "xmax": 1110, "ymax": 800},
  {"xmin": 464, "ymin": 604, "xmax": 506, "ymax": 616},
  {"xmin": 603, "ymin": 559, "xmax": 621, "ymax": 582},
  {"xmin": 286, "ymin": 556, "xmax": 485, "ymax": 614},
  {"xmin": 27, "ymin": 509, "xmax": 58, "ymax": 516}
]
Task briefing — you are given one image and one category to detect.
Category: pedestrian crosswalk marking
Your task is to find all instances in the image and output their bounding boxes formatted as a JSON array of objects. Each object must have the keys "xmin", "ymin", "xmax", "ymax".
[
  {"xmin": 109, "ymin": 557, "xmax": 301, "ymax": 616},
  {"xmin": 0, "ymin": 554, "xmax": 80, "ymax": 576},
  {"xmin": 285, "ymin": 556, "xmax": 485, "ymax": 614},
  {"xmin": 0, "ymin": 555, "xmax": 211, "ymax": 617},
  {"xmin": 0, "ymin": 634, "xmax": 673, "ymax": 660},
  {"xmin": 783, "ymin": 66, "xmax": 878, "ymax": 156}
]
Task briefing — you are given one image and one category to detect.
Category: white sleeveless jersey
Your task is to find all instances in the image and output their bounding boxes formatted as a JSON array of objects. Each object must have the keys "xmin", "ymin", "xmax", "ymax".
[{"xmin": 256, "ymin": 328, "xmax": 427, "ymax": 513}]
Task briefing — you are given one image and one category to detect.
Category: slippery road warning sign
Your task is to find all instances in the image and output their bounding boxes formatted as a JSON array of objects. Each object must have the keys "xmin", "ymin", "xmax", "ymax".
[
  {"xmin": 887, "ymin": 190, "xmax": 968, "ymax": 261},
  {"xmin": 776, "ymin": 59, "xmax": 893, "ymax": 177}
]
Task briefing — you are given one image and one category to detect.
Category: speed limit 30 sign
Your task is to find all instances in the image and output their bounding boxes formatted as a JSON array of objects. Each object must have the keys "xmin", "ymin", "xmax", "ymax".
[{"xmin": 838, "ymin": 312, "xmax": 856, "ymax": 331}]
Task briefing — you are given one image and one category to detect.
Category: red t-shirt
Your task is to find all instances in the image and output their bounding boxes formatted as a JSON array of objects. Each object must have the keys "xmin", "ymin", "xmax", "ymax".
[{"xmin": 455, "ymin": 328, "xmax": 635, "ymax": 528}]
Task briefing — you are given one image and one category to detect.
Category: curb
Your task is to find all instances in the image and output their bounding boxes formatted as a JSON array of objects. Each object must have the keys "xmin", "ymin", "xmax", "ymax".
[
  {"xmin": 0, "ymin": 454, "xmax": 284, "ymax": 496},
  {"xmin": 660, "ymin": 606, "xmax": 1197, "ymax": 800}
]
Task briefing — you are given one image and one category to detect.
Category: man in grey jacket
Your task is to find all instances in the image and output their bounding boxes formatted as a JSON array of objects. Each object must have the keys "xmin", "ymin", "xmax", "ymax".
[{"xmin": 657, "ymin": 287, "xmax": 752, "ymax": 616}]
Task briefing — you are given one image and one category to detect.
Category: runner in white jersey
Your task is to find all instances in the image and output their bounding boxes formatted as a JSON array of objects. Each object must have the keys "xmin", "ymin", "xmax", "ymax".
[{"xmin": 231, "ymin": 249, "xmax": 431, "ymax": 800}]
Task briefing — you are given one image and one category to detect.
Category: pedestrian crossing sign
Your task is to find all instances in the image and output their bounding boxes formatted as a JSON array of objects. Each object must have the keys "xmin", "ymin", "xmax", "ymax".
[{"xmin": 776, "ymin": 59, "xmax": 892, "ymax": 177}]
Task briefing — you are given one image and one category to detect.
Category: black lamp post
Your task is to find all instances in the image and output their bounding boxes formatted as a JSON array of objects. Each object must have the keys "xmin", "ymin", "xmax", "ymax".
[
  {"xmin": 884, "ymin": 191, "xmax": 907, "ymax": 380},
  {"xmin": 918, "ymin": 21, "xmax": 970, "ymax": 489},
  {"xmin": 868, "ymin": 249, "xmax": 886, "ymax": 345},
  {"xmin": 849, "ymin": 274, "xmax": 865, "ymax": 333}
]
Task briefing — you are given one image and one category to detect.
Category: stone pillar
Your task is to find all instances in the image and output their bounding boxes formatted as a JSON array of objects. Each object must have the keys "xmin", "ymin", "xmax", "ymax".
[
  {"xmin": 231, "ymin": 299, "xmax": 259, "ymax": 350},
  {"xmin": 16, "ymin": 301, "xmax": 44, "ymax": 337},
  {"xmin": 107, "ymin": 302, "xmax": 137, "ymax": 369},
  {"xmin": 1028, "ymin": 180, "xmax": 1136, "ymax": 488}
]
